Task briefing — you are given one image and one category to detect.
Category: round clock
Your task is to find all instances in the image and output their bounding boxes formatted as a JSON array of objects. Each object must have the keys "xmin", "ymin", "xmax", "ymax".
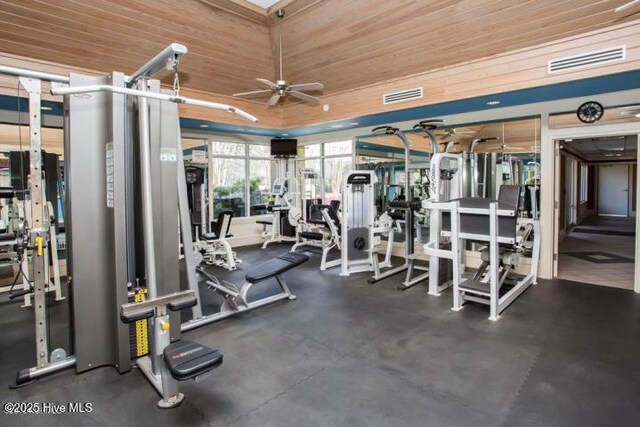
[{"xmin": 577, "ymin": 101, "xmax": 604, "ymax": 124}]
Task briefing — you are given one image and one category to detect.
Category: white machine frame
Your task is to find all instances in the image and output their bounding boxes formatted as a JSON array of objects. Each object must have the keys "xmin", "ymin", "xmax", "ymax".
[
  {"xmin": 423, "ymin": 199, "xmax": 540, "ymax": 321},
  {"xmin": 261, "ymin": 176, "xmax": 300, "ymax": 248}
]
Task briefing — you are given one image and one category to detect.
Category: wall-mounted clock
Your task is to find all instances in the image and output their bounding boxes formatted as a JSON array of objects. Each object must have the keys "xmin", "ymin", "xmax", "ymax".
[{"xmin": 577, "ymin": 101, "xmax": 604, "ymax": 124}]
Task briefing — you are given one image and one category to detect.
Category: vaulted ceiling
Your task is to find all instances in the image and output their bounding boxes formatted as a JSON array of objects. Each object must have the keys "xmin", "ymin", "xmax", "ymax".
[{"xmin": 0, "ymin": 0, "xmax": 637, "ymax": 98}]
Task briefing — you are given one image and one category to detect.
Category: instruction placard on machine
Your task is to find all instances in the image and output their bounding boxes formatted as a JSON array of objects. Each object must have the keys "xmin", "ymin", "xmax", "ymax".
[
  {"xmin": 106, "ymin": 142, "xmax": 114, "ymax": 208},
  {"xmin": 160, "ymin": 147, "xmax": 177, "ymax": 162}
]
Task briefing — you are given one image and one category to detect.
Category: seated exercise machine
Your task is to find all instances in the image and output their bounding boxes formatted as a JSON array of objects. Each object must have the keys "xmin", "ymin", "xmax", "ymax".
[
  {"xmin": 311, "ymin": 171, "xmax": 395, "ymax": 276},
  {"xmin": 367, "ymin": 121, "xmax": 444, "ymax": 289},
  {"xmin": 186, "ymin": 165, "xmax": 241, "ymax": 270},
  {"xmin": 2, "ymin": 44, "xmax": 257, "ymax": 404},
  {"xmin": 292, "ymin": 203, "xmax": 341, "ymax": 270},
  {"xmin": 182, "ymin": 251, "xmax": 309, "ymax": 331},
  {"xmin": 423, "ymin": 185, "xmax": 540, "ymax": 320},
  {"xmin": 196, "ymin": 210, "xmax": 240, "ymax": 270},
  {"xmin": 258, "ymin": 177, "xmax": 299, "ymax": 248}
]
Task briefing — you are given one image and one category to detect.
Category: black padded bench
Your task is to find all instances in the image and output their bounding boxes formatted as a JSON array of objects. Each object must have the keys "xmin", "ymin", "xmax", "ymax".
[
  {"xmin": 245, "ymin": 252, "xmax": 309, "ymax": 283},
  {"xmin": 298, "ymin": 231, "xmax": 324, "ymax": 241},
  {"xmin": 0, "ymin": 187, "xmax": 15, "ymax": 199},
  {"xmin": 163, "ymin": 340, "xmax": 223, "ymax": 381}
]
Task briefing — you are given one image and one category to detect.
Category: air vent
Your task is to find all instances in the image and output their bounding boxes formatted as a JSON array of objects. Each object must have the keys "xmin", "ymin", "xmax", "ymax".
[
  {"xmin": 383, "ymin": 87, "xmax": 423, "ymax": 105},
  {"xmin": 548, "ymin": 46, "xmax": 626, "ymax": 73}
]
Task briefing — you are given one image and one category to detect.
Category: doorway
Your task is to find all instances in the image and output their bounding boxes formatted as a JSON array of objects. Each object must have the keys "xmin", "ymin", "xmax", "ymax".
[{"xmin": 554, "ymin": 135, "xmax": 637, "ymax": 290}]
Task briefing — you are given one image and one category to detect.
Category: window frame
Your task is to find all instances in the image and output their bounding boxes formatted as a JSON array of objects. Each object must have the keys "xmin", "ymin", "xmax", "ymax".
[{"xmin": 297, "ymin": 139, "xmax": 355, "ymax": 202}]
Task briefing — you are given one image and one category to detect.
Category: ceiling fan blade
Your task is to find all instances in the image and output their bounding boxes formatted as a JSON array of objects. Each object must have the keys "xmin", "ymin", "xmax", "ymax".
[
  {"xmin": 233, "ymin": 89, "xmax": 273, "ymax": 98},
  {"xmin": 289, "ymin": 90, "xmax": 320, "ymax": 104},
  {"xmin": 288, "ymin": 82, "xmax": 324, "ymax": 92},
  {"xmin": 267, "ymin": 93, "xmax": 281, "ymax": 107},
  {"xmin": 256, "ymin": 78, "xmax": 278, "ymax": 89}
]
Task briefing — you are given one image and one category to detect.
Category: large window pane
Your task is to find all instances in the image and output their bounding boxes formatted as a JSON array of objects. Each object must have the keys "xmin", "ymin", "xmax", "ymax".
[
  {"xmin": 323, "ymin": 156, "xmax": 352, "ymax": 204},
  {"xmin": 301, "ymin": 158, "xmax": 322, "ymax": 200},
  {"xmin": 324, "ymin": 140, "xmax": 352, "ymax": 156},
  {"xmin": 249, "ymin": 159, "xmax": 271, "ymax": 216},
  {"xmin": 211, "ymin": 141, "xmax": 246, "ymax": 156},
  {"xmin": 211, "ymin": 158, "xmax": 246, "ymax": 217},
  {"xmin": 249, "ymin": 144, "xmax": 270, "ymax": 158},
  {"xmin": 304, "ymin": 143, "xmax": 321, "ymax": 158}
]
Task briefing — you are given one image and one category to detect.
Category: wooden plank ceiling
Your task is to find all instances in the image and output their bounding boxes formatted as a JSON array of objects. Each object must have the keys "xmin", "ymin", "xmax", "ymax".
[
  {"xmin": 0, "ymin": 0, "xmax": 636, "ymax": 98},
  {"xmin": 0, "ymin": 0, "xmax": 275, "ymax": 95}
]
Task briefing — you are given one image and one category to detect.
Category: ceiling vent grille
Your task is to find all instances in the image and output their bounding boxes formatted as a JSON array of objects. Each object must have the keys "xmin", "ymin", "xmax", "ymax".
[
  {"xmin": 383, "ymin": 87, "xmax": 423, "ymax": 105},
  {"xmin": 548, "ymin": 46, "xmax": 626, "ymax": 73}
]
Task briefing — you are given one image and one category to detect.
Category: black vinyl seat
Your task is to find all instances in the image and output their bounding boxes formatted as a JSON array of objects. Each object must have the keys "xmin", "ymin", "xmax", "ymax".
[
  {"xmin": 298, "ymin": 231, "xmax": 324, "ymax": 241},
  {"xmin": 0, "ymin": 232, "xmax": 16, "ymax": 242},
  {"xmin": 318, "ymin": 204, "xmax": 341, "ymax": 236},
  {"xmin": 0, "ymin": 187, "xmax": 15, "ymax": 199},
  {"xmin": 245, "ymin": 252, "xmax": 309, "ymax": 283},
  {"xmin": 201, "ymin": 210, "xmax": 234, "ymax": 240},
  {"xmin": 163, "ymin": 340, "xmax": 223, "ymax": 381}
]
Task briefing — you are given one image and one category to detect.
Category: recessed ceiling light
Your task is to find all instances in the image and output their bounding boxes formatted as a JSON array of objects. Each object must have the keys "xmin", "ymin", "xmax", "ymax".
[
  {"xmin": 199, "ymin": 124, "xmax": 209, "ymax": 128},
  {"xmin": 282, "ymin": 133, "xmax": 289, "ymax": 136},
  {"xmin": 41, "ymin": 106, "xmax": 53, "ymax": 111},
  {"xmin": 486, "ymin": 100, "xmax": 501, "ymax": 106},
  {"xmin": 635, "ymin": 113, "xmax": 640, "ymax": 118},
  {"xmin": 350, "ymin": 122, "xmax": 359, "ymax": 126},
  {"xmin": 330, "ymin": 124, "xmax": 344, "ymax": 128}
]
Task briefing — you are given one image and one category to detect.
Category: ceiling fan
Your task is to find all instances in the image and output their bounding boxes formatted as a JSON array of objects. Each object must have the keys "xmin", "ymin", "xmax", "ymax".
[{"xmin": 233, "ymin": 9, "xmax": 324, "ymax": 107}]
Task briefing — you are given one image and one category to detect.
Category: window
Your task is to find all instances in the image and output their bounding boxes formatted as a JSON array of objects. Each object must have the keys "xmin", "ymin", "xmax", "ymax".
[
  {"xmin": 249, "ymin": 144, "xmax": 270, "ymax": 157},
  {"xmin": 298, "ymin": 139, "xmax": 353, "ymax": 204},
  {"xmin": 249, "ymin": 159, "xmax": 271, "ymax": 216},
  {"xmin": 324, "ymin": 140, "xmax": 352, "ymax": 156},
  {"xmin": 304, "ymin": 144, "xmax": 321, "ymax": 158},
  {"xmin": 301, "ymin": 158, "xmax": 322, "ymax": 202},
  {"xmin": 210, "ymin": 157, "xmax": 246, "ymax": 217},
  {"xmin": 194, "ymin": 138, "xmax": 352, "ymax": 218},
  {"xmin": 580, "ymin": 163, "xmax": 588, "ymax": 203},
  {"xmin": 211, "ymin": 141, "xmax": 245, "ymax": 156},
  {"xmin": 323, "ymin": 156, "xmax": 351, "ymax": 203},
  {"xmin": 205, "ymin": 141, "xmax": 272, "ymax": 218}
]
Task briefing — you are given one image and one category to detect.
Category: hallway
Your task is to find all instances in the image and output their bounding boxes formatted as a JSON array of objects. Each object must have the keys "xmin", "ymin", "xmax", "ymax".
[{"xmin": 558, "ymin": 215, "xmax": 635, "ymax": 290}]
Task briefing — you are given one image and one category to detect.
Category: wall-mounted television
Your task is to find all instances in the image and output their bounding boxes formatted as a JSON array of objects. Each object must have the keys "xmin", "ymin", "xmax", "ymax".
[{"xmin": 270, "ymin": 138, "xmax": 298, "ymax": 157}]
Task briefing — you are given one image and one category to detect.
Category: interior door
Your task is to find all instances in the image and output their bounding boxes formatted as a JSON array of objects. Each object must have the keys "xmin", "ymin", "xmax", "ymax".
[{"xmin": 598, "ymin": 164, "xmax": 629, "ymax": 216}]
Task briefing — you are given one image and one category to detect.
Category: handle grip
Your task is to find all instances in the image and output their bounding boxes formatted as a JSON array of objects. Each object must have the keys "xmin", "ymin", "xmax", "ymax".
[{"xmin": 9, "ymin": 288, "xmax": 32, "ymax": 299}]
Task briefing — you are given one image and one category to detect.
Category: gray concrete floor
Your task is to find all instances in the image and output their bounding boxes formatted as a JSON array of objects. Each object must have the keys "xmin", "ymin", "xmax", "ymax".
[{"xmin": 1, "ymin": 244, "xmax": 640, "ymax": 426}]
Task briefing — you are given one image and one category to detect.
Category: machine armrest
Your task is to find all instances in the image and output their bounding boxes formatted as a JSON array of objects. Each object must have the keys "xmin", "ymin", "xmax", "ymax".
[
  {"xmin": 120, "ymin": 307, "xmax": 154, "ymax": 323},
  {"xmin": 167, "ymin": 297, "xmax": 198, "ymax": 312}
]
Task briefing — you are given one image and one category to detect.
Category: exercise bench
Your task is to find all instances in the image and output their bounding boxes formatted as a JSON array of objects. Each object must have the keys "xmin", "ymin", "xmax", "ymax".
[{"xmin": 182, "ymin": 252, "xmax": 309, "ymax": 331}]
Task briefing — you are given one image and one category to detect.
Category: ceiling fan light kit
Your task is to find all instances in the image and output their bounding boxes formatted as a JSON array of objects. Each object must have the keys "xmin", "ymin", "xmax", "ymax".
[{"xmin": 233, "ymin": 8, "xmax": 324, "ymax": 107}]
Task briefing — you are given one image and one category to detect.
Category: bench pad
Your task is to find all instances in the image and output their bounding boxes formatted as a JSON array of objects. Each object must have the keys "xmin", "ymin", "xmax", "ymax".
[
  {"xmin": 299, "ymin": 231, "xmax": 324, "ymax": 241},
  {"xmin": 201, "ymin": 232, "xmax": 233, "ymax": 240},
  {"xmin": 163, "ymin": 340, "xmax": 223, "ymax": 381},
  {"xmin": 245, "ymin": 252, "xmax": 309, "ymax": 283}
]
